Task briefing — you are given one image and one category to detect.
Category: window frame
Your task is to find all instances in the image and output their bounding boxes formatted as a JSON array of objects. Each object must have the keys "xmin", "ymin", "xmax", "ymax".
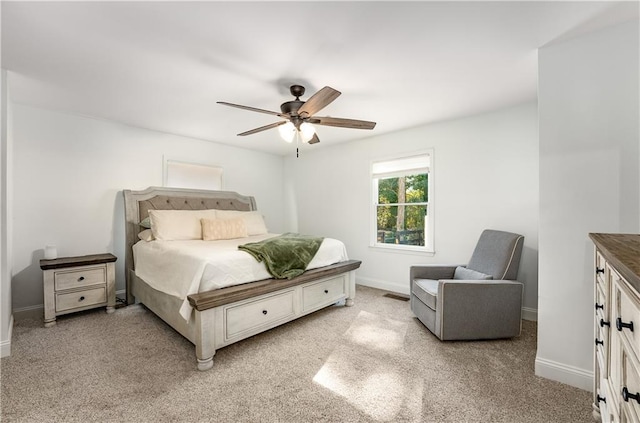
[{"xmin": 369, "ymin": 149, "xmax": 435, "ymax": 254}]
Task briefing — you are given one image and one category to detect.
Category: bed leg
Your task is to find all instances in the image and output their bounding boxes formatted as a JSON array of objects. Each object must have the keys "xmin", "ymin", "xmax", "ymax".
[
  {"xmin": 345, "ymin": 269, "xmax": 356, "ymax": 307},
  {"xmin": 197, "ymin": 357, "xmax": 214, "ymax": 371},
  {"xmin": 195, "ymin": 308, "xmax": 216, "ymax": 371}
]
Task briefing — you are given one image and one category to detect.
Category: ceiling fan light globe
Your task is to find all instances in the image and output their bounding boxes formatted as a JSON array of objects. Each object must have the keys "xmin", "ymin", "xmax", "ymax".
[
  {"xmin": 278, "ymin": 121, "xmax": 296, "ymax": 143},
  {"xmin": 300, "ymin": 122, "xmax": 316, "ymax": 143}
]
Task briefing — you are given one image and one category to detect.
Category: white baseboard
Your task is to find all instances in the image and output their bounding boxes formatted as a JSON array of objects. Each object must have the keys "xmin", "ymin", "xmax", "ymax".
[
  {"xmin": 13, "ymin": 304, "xmax": 43, "ymax": 321},
  {"xmin": 358, "ymin": 277, "xmax": 539, "ymax": 321},
  {"xmin": 522, "ymin": 307, "xmax": 538, "ymax": 322},
  {"xmin": 357, "ymin": 276, "xmax": 409, "ymax": 296},
  {"xmin": 535, "ymin": 356, "xmax": 593, "ymax": 391},
  {"xmin": 1, "ymin": 314, "xmax": 13, "ymax": 357}
]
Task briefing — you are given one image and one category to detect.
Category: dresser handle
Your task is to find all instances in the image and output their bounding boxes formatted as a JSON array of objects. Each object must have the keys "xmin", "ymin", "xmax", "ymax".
[
  {"xmin": 79, "ymin": 296, "xmax": 85, "ymax": 302},
  {"xmin": 600, "ymin": 319, "xmax": 610, "ymax": 327},
  {"xmin": 596, "ymin": 267, "xmax": 605, "ymax": 274},
  {"xmin": 597, "ymin": 395, "xmax": 606, "ymax": 404},
  {"xmin": 595, "ymin": 303, "xmax": 604, "ymax": 311},
  {"xmin": 622, "ymin": 387, "xmax": 640, "ymax": 404},
  {"xmin": 595, "ymin": 339, "xmax": 604, "ymax": 346},
  {"xmin": 324, "ymin": 290, "xmax": 329, "ymax": 294},
  {"xmin": 78, "ymin": 276, "xmax": 85, "ymax": 281},
  {"xmin": 617, "ymin": 318, "xmax": 634, "ymax": 332},
  {"xmin": 262, "ymin": 310, "xmax": 267, "ymax": 315}
]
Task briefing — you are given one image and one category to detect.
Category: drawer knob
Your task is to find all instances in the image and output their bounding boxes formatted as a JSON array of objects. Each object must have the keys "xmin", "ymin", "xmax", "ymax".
[
  {"xmin": 595, "ymin": 303, "xmax": 604, "ymax": 311},
  {"xmin": 79, "ymin": 296, "xmax": 85, "ymax": 302},
  {"xmin": 324, "ymin": 289, "xmax": 329, "ymax": 294},
  {"xmin": 262, "ymin": 310, "xmax": 267, "ymax": 315},
  {"xmin": 622, "ymin": 387, "xmax": 640, "ymax": 404},
  {"xmin": 616, "ymin": 317, "xmax": 634, "ymax": 332},
  {"xmin": 600, "ymin": 319, "xmax": 610, "ymax": 328},
  {"xmin": 597, "ymin": 395, "xmax": 607, "ymax": 404},
  {"xmin": 596, "ymin": 267, "xmax": 605, "ymax": 274},
  {"xmin": 595, "ymin": 339, "xmax": 604, "ymax": 346},
  {"xmin": 78, "ymin": 276, "xmax": 85, "ymax": 281}
]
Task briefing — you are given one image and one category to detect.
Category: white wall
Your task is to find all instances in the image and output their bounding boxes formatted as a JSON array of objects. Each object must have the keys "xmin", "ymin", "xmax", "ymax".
[
  {"xmin": 285, "ymin": 102, "xmax": 539, "ymax": 317},
  {"xmin": 11, "ymin": 105, "xmax": 284, "ymax": 312},
  {"xmin": 1, "ymin": 69, "xmax": 14, "ymax": 357},
  {"xmin": 537, "ymin": 20, "xmax": 639, "ymax": 390}
]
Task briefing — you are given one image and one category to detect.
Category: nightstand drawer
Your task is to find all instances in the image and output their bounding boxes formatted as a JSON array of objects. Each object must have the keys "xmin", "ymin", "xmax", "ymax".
[
  {"xmin": 55, "ymin": 265, "xmax": 106, "ymax": 291},
  {"xmin": 56, "ymin": 286, "xmax": 106, "ymax": 312}
]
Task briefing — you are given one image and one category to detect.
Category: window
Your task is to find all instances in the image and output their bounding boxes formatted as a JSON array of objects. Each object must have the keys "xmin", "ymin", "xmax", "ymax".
[
  {"xmin": 371, "ymin": 151, "xmax": 434, "ymax": 252},
  {"xmin": 164, "ymin": 160, "xmax": 223, "ymax": 191}
]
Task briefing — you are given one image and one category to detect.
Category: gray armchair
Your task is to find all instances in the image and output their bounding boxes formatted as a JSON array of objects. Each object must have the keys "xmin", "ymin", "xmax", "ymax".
[{"xmin": 410, "ymin": 229, "xmax": 525, "ymax": 340}]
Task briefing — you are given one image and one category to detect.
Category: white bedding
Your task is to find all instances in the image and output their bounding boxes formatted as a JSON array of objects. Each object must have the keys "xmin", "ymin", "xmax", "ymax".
[{"xmin": 132, "ymin": 233, "xmax": 349, "ymax": 320}]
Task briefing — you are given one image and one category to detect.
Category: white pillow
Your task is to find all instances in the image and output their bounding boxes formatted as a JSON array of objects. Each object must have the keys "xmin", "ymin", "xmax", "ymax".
[
  {"xmin": 148, "ymin": 209, "xmax": 218, "ymax": 240},
  {"xmin": 215, "ymin": 210, "xmax": 268, "ymax": 236},
  {"xmin": 201, "ymin": 218, "xmax": 248, "ymax": 241},
  {"xmin": 137, "ymin": 229, "xmax": 155, "ymax": 242}
]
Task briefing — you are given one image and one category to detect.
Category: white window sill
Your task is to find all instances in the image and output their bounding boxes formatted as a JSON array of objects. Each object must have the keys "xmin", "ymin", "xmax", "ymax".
[{"xmin": 369, "ymin": 243, "xmax": 435, "ymax": 257}]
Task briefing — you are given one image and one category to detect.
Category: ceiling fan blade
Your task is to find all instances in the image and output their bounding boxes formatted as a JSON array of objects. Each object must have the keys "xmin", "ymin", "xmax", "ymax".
[
  {"xmin": 238, "ymin": 121, "xmax": 287, "ymax": 136},
  {"xmin": 297, "ymin": 86, "xmax": 341, "ymax": 117},
  {"xmin": 217, "ymin": 101, "xmax": 287, "ymax": 118},
  {"xmin": 311, "ymin": 116, "xmax": 376, "ymax": 130},
  {"xmin": 308, "ymin": 134, "xmax": 320, "ymax": 144}
]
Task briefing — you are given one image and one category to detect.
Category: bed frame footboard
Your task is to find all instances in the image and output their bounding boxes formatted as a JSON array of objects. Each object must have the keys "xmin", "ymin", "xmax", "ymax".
[{"xmin": 189, "ymin": 260, "xmax": 360, "ymax": 371}]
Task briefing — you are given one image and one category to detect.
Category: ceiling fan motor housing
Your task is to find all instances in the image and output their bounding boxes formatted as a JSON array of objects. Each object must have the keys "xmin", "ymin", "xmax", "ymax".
[
  {"xmin": 280, "ymin": 85, "xmax": 307, "ymax": 116},
  {"xmin": 280, "ymin": 100, "xmax": 304, "ymax": 116}
]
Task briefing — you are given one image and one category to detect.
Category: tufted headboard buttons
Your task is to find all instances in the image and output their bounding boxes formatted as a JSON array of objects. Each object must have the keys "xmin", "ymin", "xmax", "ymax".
[{"xmin": 137, "ymin": 195, "xmax": 252, "ymax": 222}]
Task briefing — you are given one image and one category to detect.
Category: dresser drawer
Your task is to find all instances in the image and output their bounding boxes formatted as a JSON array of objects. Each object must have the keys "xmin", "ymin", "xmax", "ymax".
[
  {"xmin": 302, "ymin": 275, "xmax": 346, "ymax": 312},
  {"xmin": 596, "ymin": 250, "xmax": 607, "ymax": 291},
  {"xmin": 225, "ymin": 290, "xmax": 295, "ymax": 340},
  {"xmin": 56, "ymin": 286, "xmax": 106, "ymax": 312},
  {"xmin": 597, "ymin": 283, "xmax": 609, "ymax": 319},
  {"xmin": 615, "ymin": 275, "xmax": 640, "ymax": 364},
  {"xmin": 621, "ymin": 350, "xmax": 640, "ymax": 422},
  {"xmin": 54, "ymin": 265, "xmax": 106, "ymax": 291},
  {"xmin": 599, "ymin": 377, "xmax": 614, "ymax": 423},
  {"xmin": 597, "ymin": 312, "xmax": 610, "ymax": 368}
]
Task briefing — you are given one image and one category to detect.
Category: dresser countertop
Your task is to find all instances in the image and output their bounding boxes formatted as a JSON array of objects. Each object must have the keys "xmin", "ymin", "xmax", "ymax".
[{"xmin": 589, "ymin": 233, "xmax": 640, "ymax": 292}]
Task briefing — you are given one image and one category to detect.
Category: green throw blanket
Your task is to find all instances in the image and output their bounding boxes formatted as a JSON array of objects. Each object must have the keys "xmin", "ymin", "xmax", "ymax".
[{"xmin": 238, "ymin": 233, "xmax": 324, "ymax": 279}]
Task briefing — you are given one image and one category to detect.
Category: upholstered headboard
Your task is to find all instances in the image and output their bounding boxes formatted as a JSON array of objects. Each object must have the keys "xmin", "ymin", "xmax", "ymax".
[{"xmin": 122, "ymin": 186, "xmax": 257, "ymax": 304}]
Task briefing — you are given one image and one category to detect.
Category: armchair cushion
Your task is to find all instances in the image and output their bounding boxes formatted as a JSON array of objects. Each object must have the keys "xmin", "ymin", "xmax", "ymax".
[
  {"xmin": 453, "ymin": 266, "xmax": 493, "ymax": 280},
  {"xmin": 412, "ymin": 279, "xmax": 439, "ymax": 310}
]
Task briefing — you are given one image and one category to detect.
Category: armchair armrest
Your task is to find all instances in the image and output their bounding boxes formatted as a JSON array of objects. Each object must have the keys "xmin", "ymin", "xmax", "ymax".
[
  {"xmin": 436, "ymin": 279, "xmax": 523, "ymax": 340},
  {"xmin": 410, "ymin": 264, "xmax": 462, "ymax": 281}
]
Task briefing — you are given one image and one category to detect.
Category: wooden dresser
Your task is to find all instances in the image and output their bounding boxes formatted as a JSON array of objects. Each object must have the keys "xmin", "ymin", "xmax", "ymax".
[
  {"xmin": 40, "ymin": 253, "xmax": 117, "ymax": 327},
  {"xmin": 590, "ymin": 233, "xmax": 640, "ymax": 422}
]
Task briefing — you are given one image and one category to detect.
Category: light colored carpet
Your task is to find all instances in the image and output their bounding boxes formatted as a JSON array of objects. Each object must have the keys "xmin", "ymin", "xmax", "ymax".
[{"xmin": 1, "ymin": 285, "xmax": 592, "ymax": 422}]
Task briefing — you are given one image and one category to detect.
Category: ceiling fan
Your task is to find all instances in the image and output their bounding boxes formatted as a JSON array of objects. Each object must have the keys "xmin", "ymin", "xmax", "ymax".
[{"xmin": 217, "ymin": 85, "xmax": 376, "ymax": 146}]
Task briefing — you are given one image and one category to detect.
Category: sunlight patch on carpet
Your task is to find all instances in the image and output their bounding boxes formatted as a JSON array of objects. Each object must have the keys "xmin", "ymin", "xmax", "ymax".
[{"xmin": 313, "ymin": 311, "xmax": 423, "ymax": 421}]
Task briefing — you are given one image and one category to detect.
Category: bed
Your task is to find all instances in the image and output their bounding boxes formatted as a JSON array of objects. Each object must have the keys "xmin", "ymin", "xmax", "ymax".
[{"xmin": 123, "ymin": 186, "xmax": 361, "ymax": 370}]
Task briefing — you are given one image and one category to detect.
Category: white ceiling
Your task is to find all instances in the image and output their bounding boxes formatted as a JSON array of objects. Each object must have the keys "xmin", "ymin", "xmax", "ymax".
[{"xmin": 2, "ymin": 1, "xmax": 638, "ymax": 156}]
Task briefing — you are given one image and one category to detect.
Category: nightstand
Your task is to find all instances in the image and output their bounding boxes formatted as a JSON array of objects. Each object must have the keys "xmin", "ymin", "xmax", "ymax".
[{"xmin": 40, "ymin": 253, "xmax": 117, "ymax": 327}]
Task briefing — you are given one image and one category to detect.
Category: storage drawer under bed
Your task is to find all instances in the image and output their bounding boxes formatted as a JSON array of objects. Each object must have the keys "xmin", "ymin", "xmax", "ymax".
[
  {"xmin": 225, "ymin": 289, "xmax": 296, "ymax": 340},
  {"xmin": 302, "ymin": 275, "xmax": 347, "ymax": 312}
]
